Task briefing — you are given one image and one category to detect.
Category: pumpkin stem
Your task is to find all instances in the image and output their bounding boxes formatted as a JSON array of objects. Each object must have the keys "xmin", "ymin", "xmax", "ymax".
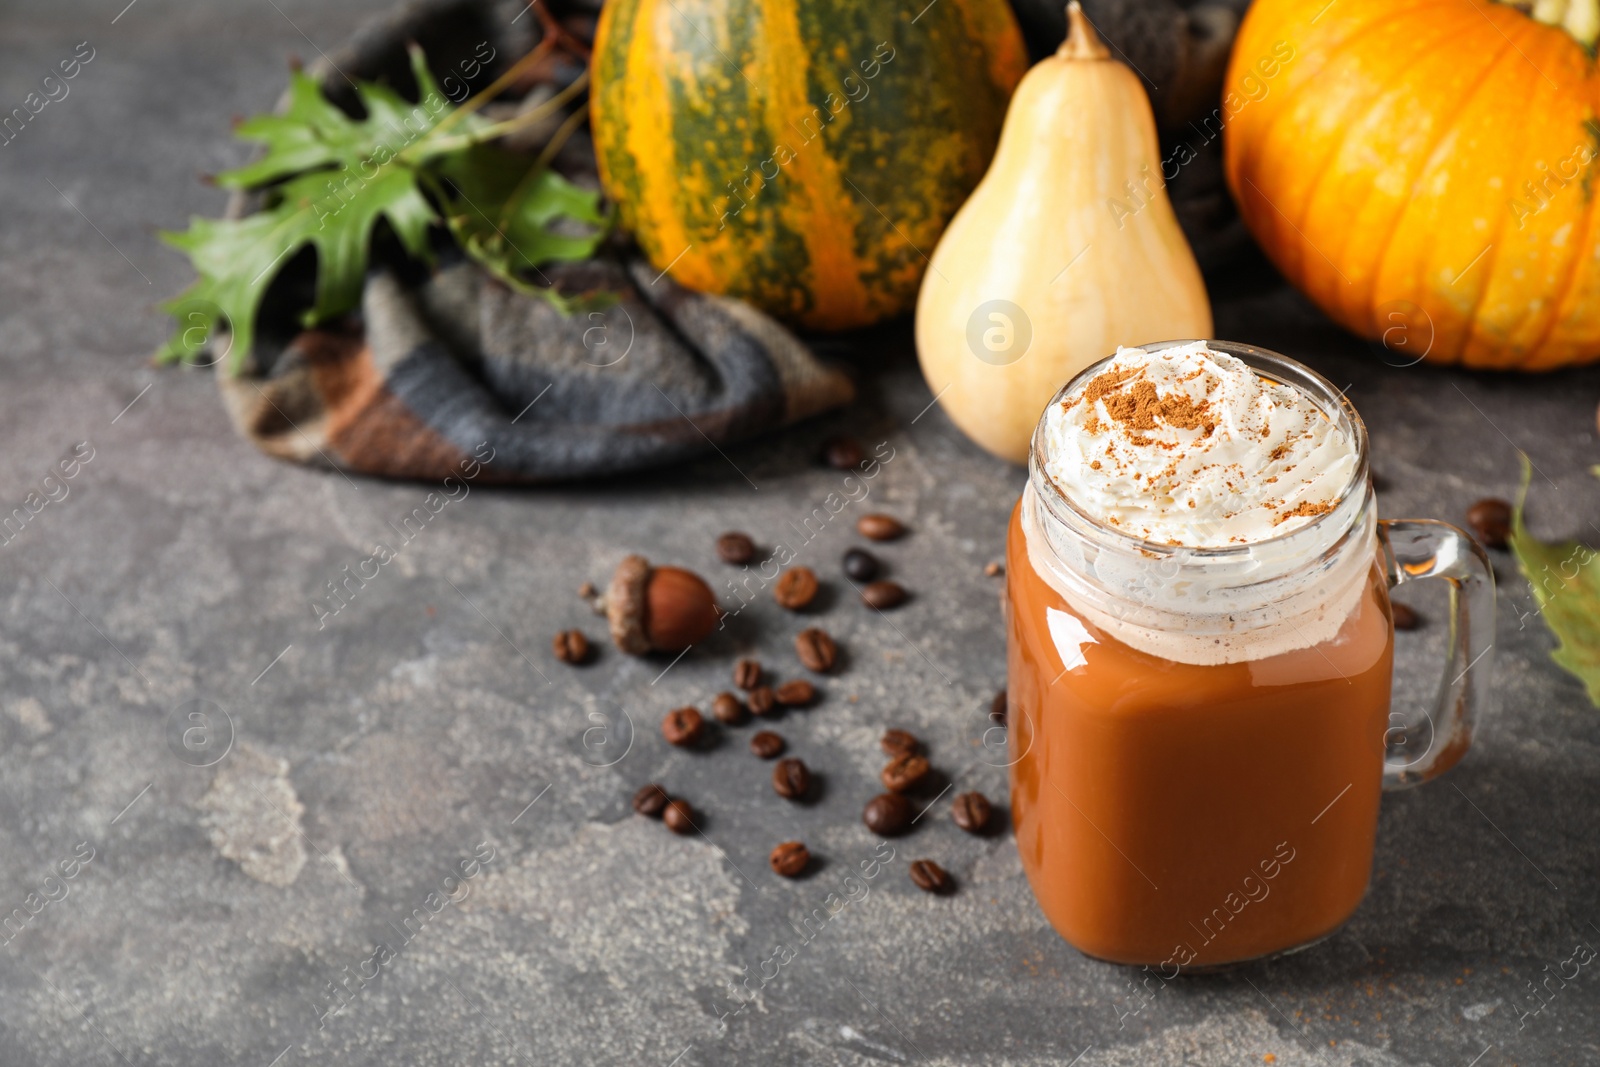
[{"xmin": 1058, "ymin": 2, "xmax": 1112, "ymax": 61}]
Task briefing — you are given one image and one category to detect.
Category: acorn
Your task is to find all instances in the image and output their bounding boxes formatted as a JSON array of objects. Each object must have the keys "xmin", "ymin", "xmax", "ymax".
[{"xmin": 600, "ymin": 554, "xmax": 720, "ymax": 655}]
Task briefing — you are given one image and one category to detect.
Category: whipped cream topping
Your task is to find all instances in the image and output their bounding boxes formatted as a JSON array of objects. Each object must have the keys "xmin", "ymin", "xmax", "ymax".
[{"xmin": 1039, "ymin": 341, "xmax": 1356, "ymax": 548}]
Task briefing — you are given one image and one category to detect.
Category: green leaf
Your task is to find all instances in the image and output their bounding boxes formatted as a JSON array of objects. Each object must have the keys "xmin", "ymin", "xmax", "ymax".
[
  {"xmin": 157, "ymin": 48, "xmax": 455, "ymax": 372},
  {"xmin": 431, "ymin": 144, "xmax": 611, "ymax": 309},
  {"xmin": 218, "ymin": 48, "xmax": 467, "ymax": 190},
  {"xmin": 1509, "ymin": 455, "xmax": 1600, "ymax": 706},
  {"xmin": 156, "ymin": 164, "xmax": 436, "ymax": 370}
]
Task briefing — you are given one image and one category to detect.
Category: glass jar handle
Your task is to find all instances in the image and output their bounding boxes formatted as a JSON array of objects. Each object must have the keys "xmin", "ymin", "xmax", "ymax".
[{"xmin": 1377, "ymin": 519, "xmax": 1496, "ymax": 791}]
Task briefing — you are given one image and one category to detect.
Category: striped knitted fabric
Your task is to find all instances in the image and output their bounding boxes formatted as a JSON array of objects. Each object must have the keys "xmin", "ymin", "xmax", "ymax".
[{"xmin": 219, "ymin": 253, "xmax": 854, "ymax": 482}]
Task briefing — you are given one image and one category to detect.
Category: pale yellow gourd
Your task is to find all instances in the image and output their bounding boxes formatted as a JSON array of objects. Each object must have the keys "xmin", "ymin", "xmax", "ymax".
[{"xmin": 915, "ymin": 1, "xmax": 1212, "ymax": 464}]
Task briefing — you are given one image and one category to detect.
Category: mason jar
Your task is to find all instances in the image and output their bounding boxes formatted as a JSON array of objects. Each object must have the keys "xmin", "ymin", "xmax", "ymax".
[{"xmin": 1005, "ymin": 340, "xmax": 1495, "ymax": 969}]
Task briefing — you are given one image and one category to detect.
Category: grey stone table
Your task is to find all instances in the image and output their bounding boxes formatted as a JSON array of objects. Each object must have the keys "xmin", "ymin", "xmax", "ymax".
[{"xmin": 3, "ymin": 2, "xmax": 1599, "ymax": 1064}]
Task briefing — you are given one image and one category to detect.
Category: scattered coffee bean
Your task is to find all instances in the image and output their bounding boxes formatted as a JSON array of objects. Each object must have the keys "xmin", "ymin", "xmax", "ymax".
[
  {"xmin": 661, "ymin": 706, "xmax": 705, "ymax": 747},
  {"xmin": 769, "ymin": 840, "xmax": 811, "ymax": 877},
  {"xmin": 772, "ymin": 758, "xmax": 811, "ymax": 800},
  {"xmin": 552, "ymin": 629, "xmax": 591, "ymax": 665},
  {"xmin": 716, "ymin": 531, "xmax": 756, "ymax": 564},
  {"xmin": 861, "ymin": 580, "xmax": 908, "ymax": 610},
  {"xmin": 863, "ymin": 792, "xmax": 912, "ymax": 836},
  {"xmin": 748, "ymin": 686, "xmax": 778, "ymax": 716},
  {"xmin": 842, "ymin": 548, "xmax": 879, "ymax": 582},
  {"xmin": 909, "ymin": 859, "xmax": 953, "ymax": 894},
  {"xmin": 1467, "ymin": 498, "xmax": 1512, "ymax": 550},
  {"xmin": 881, "ymin": 753, "xmax": 930, "ymax": 793},
  {"xmin": 1391, "ymin": 601, "xmax": 1421, "ymax": 631},
  {"xmin": 881, "ymin": 730, "xmax": 920, "ymax": 759},
  {"xmin": 578, "ymin": 581, "xmax": 597, "ymax": 599},
  {"xmin": 774, "ymin": 566, "xmax": 820, "ymax": 610},
  {"xmin": 632, "ymin": 783, "xmax": 670, "ymax": 818},
  {"xmin": 984, "ymin": 561, "xmax": 1003, "ymax": 577},
  {"xmin": 857, "ymin": 514, "xmax": 906, "ymax": 541},
  {"xmin": 795, "ymin": 627, "xmax": 838, "ymax": 673},
  {"xmin": 712, "ymin": 691, "xmax": 748, "ymax": 725},
  {"xmin": 750, "ymin": 730, "xmax": 786, "ymax": 759},
  {"xmin": 989, "ymin": 690, "xmax": 1007, "ymax": 724},
  {"xmin": 821, "ymin": 436, "xmax": 864, "ymax": 470},
  {"xmin": 662, "ymin": 798, "xmax": 697, "ymax": 834},
  {"xmin": 776, "ymin": 679, "xmax": 817, "ymax": 707},
  {"xmin": 733, "ymin": 658, "xmax": 763, "ymax": 690},
  {"xmin": 951, "ymin": 791, "xmax": 993, "ymax": 834}
]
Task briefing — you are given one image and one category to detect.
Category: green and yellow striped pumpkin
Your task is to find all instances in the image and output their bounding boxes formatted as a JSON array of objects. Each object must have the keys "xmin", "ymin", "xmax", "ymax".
[{"xmin": 591, "ymin": 0, "xmax": 1028, "ymax": 331}]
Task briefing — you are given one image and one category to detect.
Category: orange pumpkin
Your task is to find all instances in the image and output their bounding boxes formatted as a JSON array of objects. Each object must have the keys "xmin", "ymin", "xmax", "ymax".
[{"xmin": 1225, "ymin": 0, "xmax": 1600, "ymax": 370}]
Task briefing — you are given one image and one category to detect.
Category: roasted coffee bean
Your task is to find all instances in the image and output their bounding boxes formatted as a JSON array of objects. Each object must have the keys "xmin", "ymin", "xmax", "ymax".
[
  {"xmin": 552, "ymin": 629, "xmax": 590, "ymax": 665},
  {"xmin": 769, "ymin": 840, "xmax": 811, "ymax": 877},
  {"xmin": 772, "ymin": 758, "xmax": 811, "ymax": 800},
  {"xmin": 733, "ymin": 658, "xmax": 763, "ymax": 690},
  {"xmin": 861, "ymin": 580, "xmax": 908, "ymax": 610},
  {"xmin": 578, "ymin": 581, "xmax": 597, "ymax": 599},
  {"xmin": 842, "ymin": 548, "xmax": 879, "ymax": 582},
  {"xmin": 748, "ymin": 686, "xmax": 777, "ymax": 716},
  {"xmin": 716, "ymin": 531, "xmax": 756, "ymax": 564},
  {"xmin": 774, "ymin": 566, "xmax": 819, "ymax": 610},
  {"xmin": 863, "ymin": 792, "xmax": 912, "ymax": 836},
  {"xmin": 909, "ymin": 859, "xmax": 953, "ymax": 894},
  {"xmin": 951, "ymin": 791, "xmax": 993, "ymax": 834},
  {"xmin": 712, "ymin": 691, "xmax": 748, "ymax": 725},
  {"xmin": 984, "ymin": 561, "xmax": 1003, "ymax": 577},
  {"xmin": 662, "ymin": 706, "xmax": 705, "ymax": 747},
  {"xmin": 881, "ymin": 729, "xmax": 920, "ymax": 758},
  {"xmin": 776, "ymin": 679, "xmax": 817, "ymax": 707},
  {"xmin": 750, "ymin": 730, "xmax": 786, "ymax": 759},
  {"xmin": 1467, "ymin": 498, "xmax": 1512, "ymax": 550},
  {"xmin": 989, "ymin": 690, "xmax": 1007, "ymax": 724},
  {"xmin": 1391, "ymin": 602, "xmax": 1421, "ymax": 631},
  {"xmin": 795, "ymin": 627, "xmax": 838, "ymax": 673},
  {"xmin": 821, "ymin": 436, "xmax": 864, "ymax": 470},
  {"xmin": 881, "ymin": 753, "xmax": 930, "ymax": 793},
  {"xmin": 632, "ymin": 783, "xmax": 670, "ymax": 818},
  {"xmin": 662, "ymin": 798, "xmax": 697, "ymax": 834},
  {"xmin": 857, "ymin": 514, "xmax": 906, "ymax": 541}
]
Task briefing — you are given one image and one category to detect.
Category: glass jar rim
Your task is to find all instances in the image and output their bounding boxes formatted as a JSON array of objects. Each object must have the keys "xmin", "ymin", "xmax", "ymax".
[{"xmin": 1027, "ymin": 339, "xmax": 1371, "ymax": 557}]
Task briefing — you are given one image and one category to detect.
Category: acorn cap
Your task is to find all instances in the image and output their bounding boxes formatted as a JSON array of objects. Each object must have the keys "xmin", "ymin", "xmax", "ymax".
[{"xmin": 606, "ymin": 554, "xmax": 654, "ymax": 655}]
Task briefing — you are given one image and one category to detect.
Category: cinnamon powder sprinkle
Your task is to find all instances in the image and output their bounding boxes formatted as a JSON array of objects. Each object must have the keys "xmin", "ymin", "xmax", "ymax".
[
  {"xmin": 1273, "ymin": 500, "xmax": 1334, "ymax": 525},
  {"xmin": 1082, "ymin": 366, "xmax": 1217, "ymax": 438}
]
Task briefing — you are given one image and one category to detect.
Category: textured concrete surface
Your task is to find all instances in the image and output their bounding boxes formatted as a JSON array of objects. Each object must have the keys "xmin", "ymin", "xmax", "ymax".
[{"xmin": 3, "ymin": 2, "xmax": 1600, "ymax": 1065}]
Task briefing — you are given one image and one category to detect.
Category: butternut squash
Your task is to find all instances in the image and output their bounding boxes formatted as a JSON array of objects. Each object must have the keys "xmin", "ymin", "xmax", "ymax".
[{"xmin": 915, "ymin": 2, "xmax": 1212, "ymax": 464}]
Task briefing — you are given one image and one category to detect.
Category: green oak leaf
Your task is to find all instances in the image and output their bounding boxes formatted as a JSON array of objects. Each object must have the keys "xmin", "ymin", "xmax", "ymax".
[
  {"xmin": 158, "ymin": 165, "xmax": 437, "ymax": 369},
  {"xmin": 216, "ymin": 49, "xmax": 469, "ymax": 191},
  {"xmin": 430, "ymin": 144, "xmax": 611, "ymax": 312},
  {"xmin": 1509, "ymin": 455, "xmax": 1600, "ymax": 707},
  {"xmin": 156, "ymin": 47, "xmax": 458, "ymax": 373}
]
